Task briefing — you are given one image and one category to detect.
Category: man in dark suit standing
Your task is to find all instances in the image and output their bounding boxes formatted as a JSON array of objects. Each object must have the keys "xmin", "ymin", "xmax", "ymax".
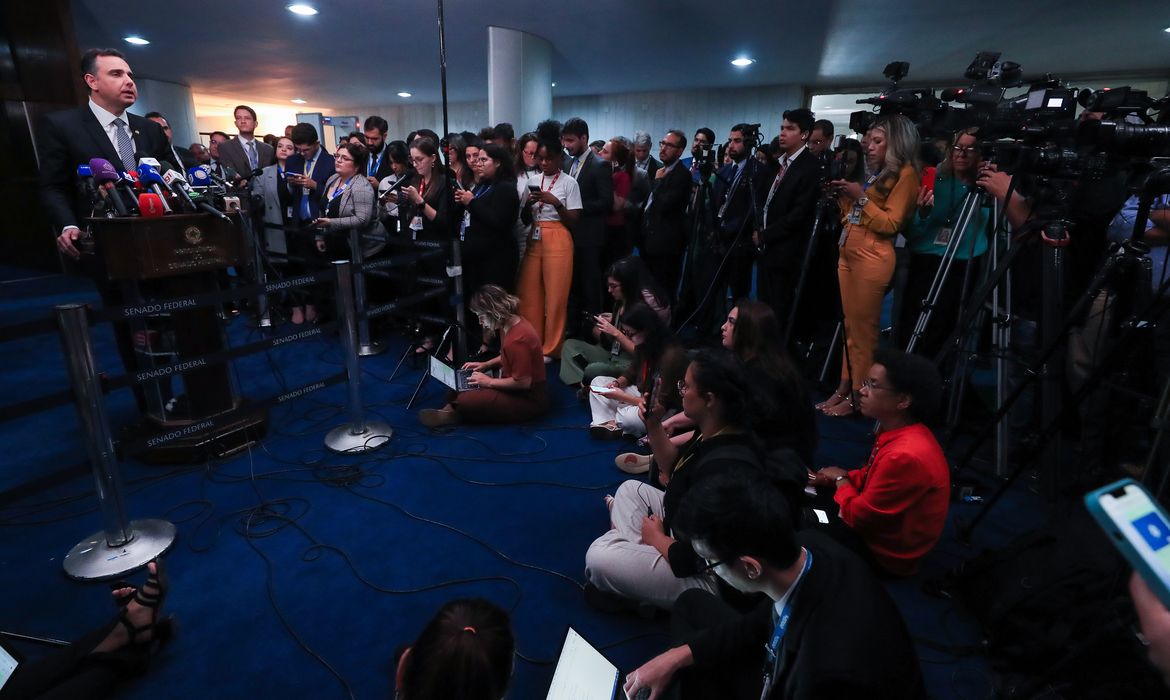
[
  {"xmin": 755, "ymin": 108, "xmax": 822, "ymax": 336},
  {"xmin": 633, "ymin": 131, "xmax": 661, "ymax": 180},
  {"xmin": 217, "ymin": 105, "xmax": 275, "ymax": 180},
  {"xmin": 145, "ymin": 111, "xmax": 197, "ymax": 170},
  {"xmin": 641, "ymin": 129, "xmax": 692, "ymax": 301},
  {"xmin": 362, "ymin": 115, "xmax": 396, "ymax": 187},
  {"xmin": 561, "ymin": 117, "xmax": 614, "ymax": 320},
  {"xmin": 284, "ymin": 123, "xmax": 336, "ymax": 227},
  {"xmin": 40, "ymin": 48, "xmax": 171, "ymax": 260},
  {"xmin": 622, "ymin": 468, "xmax": 925, "ymax": 700},
  {"xmin": 39, "ymin": 48, "xmax": 186, "ymax": 412}
]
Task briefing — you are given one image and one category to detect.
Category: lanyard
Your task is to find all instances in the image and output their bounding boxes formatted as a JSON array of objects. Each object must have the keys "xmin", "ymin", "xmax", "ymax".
[
  {"xmin": 538, "ymin": 173, "xmax": 559, "ymax": 215},
  {"xmin": 302, "ymin": 150, "xmax": 319, "ymax": 178},
  {"xmin": 570, "ymin": 152, "xmax": 586, "ymax": 178},
  {"xmin": 472, "ymin": 183, "xmax": 494, "ymax": 199},
  {"xmin": 368, "ymin": 147, "xmax": 384, "ymax": 177},
  {"xmin": 327, "ymin": 176, "xmax": 355, "ymax": 204},
  {"xmin": 761, "ymin": 551, "xmax": 813, "ymax": 699}
]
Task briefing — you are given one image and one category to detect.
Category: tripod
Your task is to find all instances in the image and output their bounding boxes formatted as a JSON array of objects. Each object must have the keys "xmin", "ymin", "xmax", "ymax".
[{"xmin": 783, "ymin": 191, "xmax": 835, "ymax": 348}]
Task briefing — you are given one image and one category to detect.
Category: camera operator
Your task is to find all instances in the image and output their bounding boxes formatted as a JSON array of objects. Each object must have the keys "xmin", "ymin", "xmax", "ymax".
[
  {"xmin": 753, "ymin": 109, "xmax": 821, "ymax": 332},
  {"xmin": 809, "ymin": 120, "xmax": 834, "ymax": 157},
  {"xmin": 896, "ymin": 127, "xmax": 990, "ymax": 356},
  {"xmin": 685, "ymin": 127, "xmax": 717, "ymax": 184},
  {"xmin": 690, "ymin": 123, "xmax": 774, "ymax": 333}
]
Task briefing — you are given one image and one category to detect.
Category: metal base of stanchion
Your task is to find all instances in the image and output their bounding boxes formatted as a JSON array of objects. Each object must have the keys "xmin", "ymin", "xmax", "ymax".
[
  {"xmin": 358, "ymin": 341, "xmax": 386, "ymax": 356},
  {"xmin": 324, "ymin": 421, "xmax": 393, "ymax": 453},
  {"xmin": 63, "ymin": 519, "xmax": 176, "ymax": 581}
]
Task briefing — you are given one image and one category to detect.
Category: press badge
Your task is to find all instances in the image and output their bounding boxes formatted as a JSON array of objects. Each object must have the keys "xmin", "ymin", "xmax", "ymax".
[
  {"xmin": 847, "ymin": 203, "xmax": 863, "ymax": 226},
  {"xmin": 933, "ymin": 226, "xmax": 953, "ymax": 246},
  {"xmin": 532, "ymin": 224, "xmax": 541, "ymax": 241},
  {"xmin": 460, "ymin": 210, "xmax": 471, "ymax": 241},
  {"xmin": 410, "ymin": 215, "xmax": 424, "ymax": 240}
]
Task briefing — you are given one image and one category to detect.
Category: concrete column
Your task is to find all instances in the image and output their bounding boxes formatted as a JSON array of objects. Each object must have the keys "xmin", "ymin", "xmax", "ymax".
[
  {"xmin": 487, "ymin": 26, "xmax": 552, "ymax": 132},
  {"xmin": 135, "ymin": 78, "xmax": 198, "ymax": 149}
]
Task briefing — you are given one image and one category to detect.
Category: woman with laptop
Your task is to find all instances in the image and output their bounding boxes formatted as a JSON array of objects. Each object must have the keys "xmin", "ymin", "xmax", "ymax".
[{"xmin": 418, "ymin": 285, "xmax": 549, "ymax": 428}]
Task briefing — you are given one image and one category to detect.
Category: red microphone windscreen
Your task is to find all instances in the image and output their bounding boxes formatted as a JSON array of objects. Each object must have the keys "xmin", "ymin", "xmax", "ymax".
[{"xmin": 138, "ymin": 193, "xmax": 166, "ymax": 218}]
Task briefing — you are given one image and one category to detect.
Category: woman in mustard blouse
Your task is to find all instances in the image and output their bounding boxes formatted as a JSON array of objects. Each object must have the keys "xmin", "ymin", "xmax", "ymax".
[{"xmin": 820, "ymin": 115, "xmax": 920, "ymax": 417}]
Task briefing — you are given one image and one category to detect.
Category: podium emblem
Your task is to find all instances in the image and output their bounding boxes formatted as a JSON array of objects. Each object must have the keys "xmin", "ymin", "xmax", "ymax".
[{"xmin": 183, "ymin": 226, "xmax": 204, "ymax": 245}]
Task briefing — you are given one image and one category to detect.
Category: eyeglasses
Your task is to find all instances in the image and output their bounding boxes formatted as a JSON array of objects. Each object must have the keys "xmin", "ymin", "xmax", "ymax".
[
  {"xmin": 952, "ymin": 145, "xmax": 977, "ymax": 155},
  {"xmin": 699, "ymin": 558, "xmax": 725, "ymax": 573},
  {"xmin": 410, "ymin": 156, "xmax": 429, "ymax": 164},
  {"xmin": 659, "ymin": 140, "xmax": 682, "ymax": 149},
  {"xmin": 861, "ymin": 377, "xmax": 895, "ymax": 392},
  {"xmin": 677, "ymin": 380, "xmax": 688, "ymax": 397},
  {"xmin": 335, "ymin": 154, "xmax": 353, "ymax": 162}
]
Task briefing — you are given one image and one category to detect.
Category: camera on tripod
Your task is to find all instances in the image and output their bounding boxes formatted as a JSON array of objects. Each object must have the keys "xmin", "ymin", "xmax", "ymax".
[{"xmin": 850, "ymin": 61, "xmax": 946, "ymax": 137}]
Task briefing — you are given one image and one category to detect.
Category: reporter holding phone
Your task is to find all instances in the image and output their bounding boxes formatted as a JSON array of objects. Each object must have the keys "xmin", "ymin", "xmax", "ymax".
[
  {"xmin": 517, "ymin": 120, "xmax": 582, "ymax": 359},
  {"xmin": 312, "ymin": 142, "xmax": 385, "ymax": 260},
  {"xmin": 285, "ymin": 124, "xmax": 336, "ymax": 324},
  {"xmin": 418, "ymin": 285, "xmax": 548, "ymax": 428},
  {"xmin": 820, "ymin": 115, "xmax": 920, "ymax": 417},
  {"xmin": 400, "ymin": 136, "xmax": 456, "ymax": 355},
  {"xmin": 896, "ymin": 127, "xmax": 988, "ymax": 355}
]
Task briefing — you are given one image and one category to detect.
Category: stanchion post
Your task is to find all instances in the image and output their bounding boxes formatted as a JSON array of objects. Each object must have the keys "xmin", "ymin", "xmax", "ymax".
[
  {"xmin": 324, "ymin": 261, "xmax": 393, "ymax": 453},
  {"xmin": 55, "ymin": 304, "xmax": 175, "ymax": 580},
  {"xmin": 350, "ymin": 227, "xmax": 386, "ymax": 356},
  {"xmin": 245, "ymin": 215, "xmax": 271, "ymax": 328}
]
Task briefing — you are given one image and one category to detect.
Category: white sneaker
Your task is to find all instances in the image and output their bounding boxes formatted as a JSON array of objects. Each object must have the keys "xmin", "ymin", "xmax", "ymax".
[{"xmin": 615, "ymin": 452, "xmax": 652, "ymax": 474}]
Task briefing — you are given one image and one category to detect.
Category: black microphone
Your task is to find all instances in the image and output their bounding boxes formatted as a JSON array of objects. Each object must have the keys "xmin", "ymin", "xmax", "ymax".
[{"xmin": 161, "ymin": 161, "xmax": 231, "ymax": 222}]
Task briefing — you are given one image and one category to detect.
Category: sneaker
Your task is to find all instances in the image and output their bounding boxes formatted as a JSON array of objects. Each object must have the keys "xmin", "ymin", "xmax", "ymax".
[
  {"xmin": 589, "ymin": 423, "xmax": 623, "ymax": 440},
  {"xmin": 615, "ymin": 452, "xmax": 652, "ymax": 474},
  {"xmin": 419, "ymin": 407, "xmax": 460, "ymax": 428}
]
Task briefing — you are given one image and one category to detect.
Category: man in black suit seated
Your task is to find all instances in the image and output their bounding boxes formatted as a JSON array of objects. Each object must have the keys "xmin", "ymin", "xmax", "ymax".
[
  {"xmin": 145, "ymin": 111, "xmax": 197, "ymax": 170},
  {"xmin": 754, "ymin": 108, "xmax": 822, "ymax": 337},
  {"xmin": 623, "ymin": 467, "xmax": 924, "ymax": 700},
  {"xmin": 561, "ymin": 117, "xmax": 614, "ymax": 320},
  {"xmin": 640, "ymin": 129, "xmax": 692, "ymax": 302},
  {"xmin": 38, "ymin": 48, "xmax": 173, "ymax": 411}
]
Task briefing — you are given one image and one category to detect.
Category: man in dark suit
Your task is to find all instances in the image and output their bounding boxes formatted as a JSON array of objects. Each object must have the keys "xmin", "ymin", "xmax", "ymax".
[
  {"xmin": 284, "ymin": 123, "xmax": 336, "ymax": 227},
  {"xmin": 145, "ymin": 112, "xmax": 197, "ymax": 170},
  {"xmin": 641, "ymin": 129, "xmax": 692, "ymax": 301},
  {"xmin": 363, "ymin": 115, "xmax": 396, "ymax": 187},
  {"xmin": 633, "ymin": 131, "xmax": 661, "ymax": 180},
  {"xmin": 561, "ymin": 117, "xmax": 614, "ymax": 319},
  {"xmin": 40, "ymin": 48, "xmax": 171, "ymax": 260},
  {"xmin": 217, "ymin": 105, "xmax": 275, "ymax": 179},
  {"xmin": 755, "ymin": 108, "xmax": 822, "ymax": 336},
  {"xmin": 622, "ymin": 467, "xmax": 925, "ymax": 700}
]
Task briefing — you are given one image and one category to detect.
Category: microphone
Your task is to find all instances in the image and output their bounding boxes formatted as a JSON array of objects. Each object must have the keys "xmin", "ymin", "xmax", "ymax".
[
  {"xmin": 188, "ymin": 166, "xmax": 213, "ymax": 187},
  {"xmin": 163, "ymin": 162, "xmax": 231, "ymax": 222},
  {"xmin": 113, "ymin": 170, "xmax": 142, "ymax": 214},
  {"xmin": 136, "ymin": 164, "xmax": 174, "ymax": 213},
  {"xmin": 138, "ymin": 193, "xmax": 166, "ymax": 218},
  {"xmin": 89, "ymin": 158, "xmax": 129, "ymax": 215},
  {"xmin": 76, "ymin": 164, "xmax": 101, "ymax": 205}
]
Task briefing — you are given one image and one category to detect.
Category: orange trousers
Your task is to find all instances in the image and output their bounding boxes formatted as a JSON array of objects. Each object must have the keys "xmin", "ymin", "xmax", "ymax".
[
  {"xmin": 517, "ymin": 220, "xmax": 574, "ymax": 357},
  {"xmin": 838, "ymin": 224, "xmax": 896, "ymax": 390}
]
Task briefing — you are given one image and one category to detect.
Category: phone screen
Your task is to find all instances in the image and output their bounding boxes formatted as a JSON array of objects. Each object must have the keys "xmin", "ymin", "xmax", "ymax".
[{"xmin": 1099, "ymin": 483, "xmax": 1170, "ymax": 588}]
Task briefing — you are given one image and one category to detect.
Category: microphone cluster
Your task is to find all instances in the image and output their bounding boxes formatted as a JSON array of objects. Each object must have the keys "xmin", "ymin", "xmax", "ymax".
[{"xmin": 77, "ymin": 157, "xmax": 237, "ymax": 222}]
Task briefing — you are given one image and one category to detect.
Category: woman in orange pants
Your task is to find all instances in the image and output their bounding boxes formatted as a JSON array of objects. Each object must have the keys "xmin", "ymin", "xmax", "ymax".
[
  {"xmin": 517, "ymin": 121, "xmax": 582, "ymax": 358},
  {"xmin": 821, "ymin": 114, "xmax": 920, "ymax": 417}
]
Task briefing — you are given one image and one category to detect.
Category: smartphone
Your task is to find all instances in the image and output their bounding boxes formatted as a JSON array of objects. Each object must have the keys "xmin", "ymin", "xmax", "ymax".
[
  {"xmin": 920, "ymin": 166, "xmax": 937, "ymax": 193},
  {"xmin": 527, "ymin": 184, "xmax": 541, "ymax": 193},
  {"xmin": 1086, "ymin": 478, "xmax": 1170, "ymax": 607}
]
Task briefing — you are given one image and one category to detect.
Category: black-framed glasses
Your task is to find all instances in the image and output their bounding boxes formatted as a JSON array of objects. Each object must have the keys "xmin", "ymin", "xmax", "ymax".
[
  {"xmin": 699, "ymin": 558, "xmax": 725, "ymax": 573},
  {"xmin": 659, "ymin": 139, "xmax": 682, "ymax": 149}
]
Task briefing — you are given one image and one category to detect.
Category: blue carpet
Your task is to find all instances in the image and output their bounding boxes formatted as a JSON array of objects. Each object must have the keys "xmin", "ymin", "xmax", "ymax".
[{"xmin": 0, "ymin": 267, "xmax": 1044, "ymax": 699}]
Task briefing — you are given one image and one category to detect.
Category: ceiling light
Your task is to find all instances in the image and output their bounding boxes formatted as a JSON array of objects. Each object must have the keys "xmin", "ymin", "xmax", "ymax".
[
  {"xmin": 730, "ymin": 57, "xmax": 755, "ymax": 67},
  {"xmin": 397, "ymin": 92, "xmax": 412, "ymax": 98},
  {"xmin": 551, "ymin": 82, "xmax": 557, "ymax": 87},
  {"xmin": 291, "ymin": 98, "xmax": 307, "ymax": 104},
  {"xmin": 124, "ymin": 36, "xmax": 150, "ymax": 46},
  {"xmin": 1164, "ymin": 26, "xmax": 1170, "ymax": 32},
  {"xmin": 287, "ymin": 4, "xmax": 319, "ymax": 16}
]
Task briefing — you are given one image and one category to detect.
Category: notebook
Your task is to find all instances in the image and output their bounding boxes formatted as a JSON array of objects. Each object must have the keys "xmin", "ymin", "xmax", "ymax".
[
  {"xmin": 546, "ymin": 627, "xmax": 644, "ymax": 700},
  {"xmin": 428, "ymin": 355, "xmax": 478, "ymax": 392}
]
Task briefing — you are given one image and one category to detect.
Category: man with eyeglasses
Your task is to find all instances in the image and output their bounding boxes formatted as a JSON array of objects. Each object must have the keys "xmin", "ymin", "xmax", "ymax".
[
  {"xmin": 623, "ymin": 466, "xmax": 924, "ymax": 700},
  {"xmin": 809, "ymin": 348, "xmax": 949, "ymax": 576},
  {"xmin": 641, "ymin": 129, "xmax": 692, "ymax": 301},
  {"xmin": 285, "ymin": 123, "xmax": 336, "ymax": 229}
]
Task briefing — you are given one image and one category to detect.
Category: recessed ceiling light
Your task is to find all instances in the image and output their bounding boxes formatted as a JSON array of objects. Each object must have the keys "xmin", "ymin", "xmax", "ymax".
[
  {"xmin": 551, "ymin": 82, "xmax": 557, "ymax": 87},
  {"xmin": 291, "ymin": 98, "xmax": 307, "ymax": 104},
  {"xmin": 287, "ymin": 4, "xmax": 318, "ymax": 16},
  {"xmin": 1164, "ymin": 26, "xmax": 1170, "ymax": 33},
  {"xmin": 124, "ymin": 36, "xmax": 150, "ymax": 46},
  {"xmin": 397, "ymin": 92, "xmax": 412, "ymax": 98},
  {"xmin": 730, "ymin": 57, "xmax": 755, "ymax": 67}
]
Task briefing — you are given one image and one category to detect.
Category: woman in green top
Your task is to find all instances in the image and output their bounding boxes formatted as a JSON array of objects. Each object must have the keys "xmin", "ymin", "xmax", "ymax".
[{"xmin": 897, "ymin": 127, "xmax": 989, "ymax": 357}]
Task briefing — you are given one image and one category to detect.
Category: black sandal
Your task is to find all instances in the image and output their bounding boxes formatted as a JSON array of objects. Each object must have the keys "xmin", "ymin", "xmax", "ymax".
[{"xmin": 116, "ymin": 560, "xmax": 174, "ymax": 652}]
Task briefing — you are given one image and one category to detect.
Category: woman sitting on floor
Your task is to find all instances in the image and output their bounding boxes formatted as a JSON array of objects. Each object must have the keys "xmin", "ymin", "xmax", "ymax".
[
  {"xmin": 586, "ymin": 302, "xmax": 686, "ymax": 440},
  {"xmin": 559, "ymin": 256, "xmax": 671, "ymax": 390},
  {"xmin": 393, "ymin": 598, "xmax": 514, "ymax": 700},
  {"xmin": 584, "ymin": 350, "xmax": 762, "ymax": 612},
  {"xmin": 418, "ymin": 285, "xmax": 548, "ymax": 428}
]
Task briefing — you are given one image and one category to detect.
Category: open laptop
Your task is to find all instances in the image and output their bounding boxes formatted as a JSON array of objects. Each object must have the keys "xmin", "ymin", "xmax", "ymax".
[
  {"xmin": 427, "ymin": 355, "xmax": 478, "ymax": 392},
  {"xmin": 546, "ymin": 627, "xmax": 646, "ymax": 700},
  {"xmin": 0, "ymin": 635, "xmax": 22, "ymax": 694}
]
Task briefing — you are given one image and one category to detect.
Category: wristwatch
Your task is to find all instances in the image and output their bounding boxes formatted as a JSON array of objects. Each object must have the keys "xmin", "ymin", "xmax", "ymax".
[
  {"xmin": 835, "ymin": 475, "xmax": 847, "ymax": 483},
  {"xmin": 857, "ymin": 196, "xmax": 869, "ymax": 207}
]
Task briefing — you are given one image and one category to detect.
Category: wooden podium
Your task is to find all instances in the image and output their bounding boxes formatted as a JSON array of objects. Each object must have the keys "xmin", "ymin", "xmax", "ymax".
[{"xmin": 87, "ymin": 213, "xmax": 264, "ymax": 462}]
